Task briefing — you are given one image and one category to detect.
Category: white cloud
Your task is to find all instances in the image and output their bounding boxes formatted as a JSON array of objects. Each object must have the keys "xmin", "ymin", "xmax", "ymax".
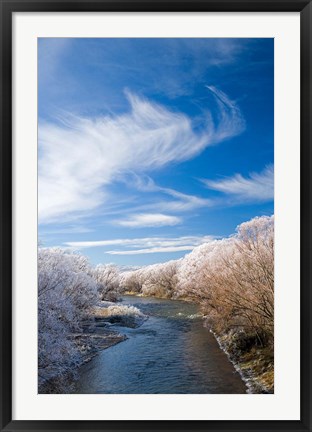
[
  {"xmin": 65, "ymin": 239, "xmax": 130, "ymax": 248},
  {"xmin": 156, "ymin": 190, "xmax": 211, "ymax": 212},
  {"xmin": 205, "ymin": 86, "xmax": 245, "ymax": 142},
  {"xmin": 128, "ymin": 173, "xmax": 212, "ymax": 212},
  {"xmin": 64, "ymin": 235, "xmax": 214, "ymax": 250},
  {"xmin": 115, "ymin": 213, "xmax": 181, "ymax": 228},
  {"xmin": 39, "ymin": 88, "xmax": 244, "ymax": 223},
  {"xmin": 107, "ymin": 246, "xmax": 195, "ymax": 255},
  {"xmin": 202, "ymin": 165, "xmax": 274, "ymax": 202}
]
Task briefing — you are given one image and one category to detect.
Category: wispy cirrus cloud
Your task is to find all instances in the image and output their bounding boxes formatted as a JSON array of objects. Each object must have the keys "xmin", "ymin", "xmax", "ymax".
[
  {"xmin": 107, "ymin": 246, "xmax": 195, "ymax": 255},
  {"xmin": 64, "ymin": 235, "xmax": 215, "ymax": 254},
  {"xmin": 202, "ymin": 165, "xmax": 274, "ymax": 202},
  {"xmin": 39, "ymin": 87, "xmax": 244, "ymax": 224},
  {"xmin": 114, "ymin": 213, "xmax": 182, "ymax": 228},
  {"xmin": 127, "ymin": 174, "xmax": 213, "ymax": 212}
]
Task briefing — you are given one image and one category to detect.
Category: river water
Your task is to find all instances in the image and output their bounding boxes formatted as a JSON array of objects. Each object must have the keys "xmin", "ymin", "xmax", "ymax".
[{"xmin": 74, "ymin": 295, "xmax": 246, "ymax": 394}]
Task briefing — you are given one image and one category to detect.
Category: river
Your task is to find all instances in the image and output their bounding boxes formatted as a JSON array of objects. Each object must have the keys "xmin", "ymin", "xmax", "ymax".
[{"xmin": 74, "ymin": 295, "xmax": 246, "ymax": 394}]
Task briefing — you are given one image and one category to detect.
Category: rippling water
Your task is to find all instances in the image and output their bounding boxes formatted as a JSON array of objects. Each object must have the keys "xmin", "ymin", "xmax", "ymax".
[{"xmin": 74, "ymin": 296, "xmax": 246, "ymax": 394}]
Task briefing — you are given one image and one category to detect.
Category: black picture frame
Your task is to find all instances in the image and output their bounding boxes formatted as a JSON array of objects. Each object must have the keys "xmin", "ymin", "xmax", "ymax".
[{"xmin": 1, "ymin": 0, "xmax": 311, "ymax": 431}]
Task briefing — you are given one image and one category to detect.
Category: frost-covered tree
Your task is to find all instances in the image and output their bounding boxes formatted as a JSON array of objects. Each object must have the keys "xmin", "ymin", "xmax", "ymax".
[
  {"xmin": 141, "ymin": 260, "xmax": 179, "ymax": 298},
  {"xmin": 176, "ymin": 215, "xmax": 274, "ymax": 347},
  {"xmin": 38, "ymin": 248, "xmax": 98, "ymax": 391},
  {"xmin": 119, "ymin": 269, "xmax": 144, "ymax": 294},
  {"xmin": 120, "ymin": 261, "xmax": 179, "ymax": 299},
  {"xmin": 92, "ymin": 263, "xmax": 120, "ymax": 301}
]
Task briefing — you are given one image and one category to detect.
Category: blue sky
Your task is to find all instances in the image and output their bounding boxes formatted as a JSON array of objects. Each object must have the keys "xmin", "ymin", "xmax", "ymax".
[{"xmin": 38, "ymin": 38, "xmax": 274, "ymax": 266}]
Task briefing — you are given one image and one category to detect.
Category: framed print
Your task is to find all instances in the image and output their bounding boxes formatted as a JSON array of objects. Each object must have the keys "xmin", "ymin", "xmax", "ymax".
[{"xmin": 1, "ymin": 0, "xmax": 311, "ymax": 431}]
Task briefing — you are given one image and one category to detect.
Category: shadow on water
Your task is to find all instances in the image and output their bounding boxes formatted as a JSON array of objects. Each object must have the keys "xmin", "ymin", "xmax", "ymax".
[{"xmin": 74, "ymin": 295, "xmax": 247, "ymax": 394}]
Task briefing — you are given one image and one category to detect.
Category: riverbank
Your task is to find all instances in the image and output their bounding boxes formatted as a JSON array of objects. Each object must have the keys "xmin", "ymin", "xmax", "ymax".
[
  {"xmin": 208, "ymin": 326, "xmax": 274, "ymax": 394},
  {"xmin": 39, "ymin": 301, "xmax": 147, "ymax": 393},
  {"xmin": 39, "ymin": 327, "xmax": 126, "ymax": 393}
]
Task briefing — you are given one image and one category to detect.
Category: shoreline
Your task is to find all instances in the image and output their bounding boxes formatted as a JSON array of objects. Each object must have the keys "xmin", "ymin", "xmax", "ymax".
[
  {"xmin": 209, "ymin": 327, "xmax": 274, "ymax": 394},
  {"xmin": 39, "ymin": 327, "xmax": 127, "ymax": 394},
  {"xmin": 39, "ymin": 302, "xmax": 147, "ymax": 393}
]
